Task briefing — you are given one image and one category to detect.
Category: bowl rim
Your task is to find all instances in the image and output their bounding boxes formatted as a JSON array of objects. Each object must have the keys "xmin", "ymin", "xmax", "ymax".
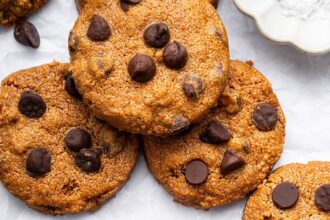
[{"xmin": 233, "ymin": 0, "xmax": 330, "ymax": 55}]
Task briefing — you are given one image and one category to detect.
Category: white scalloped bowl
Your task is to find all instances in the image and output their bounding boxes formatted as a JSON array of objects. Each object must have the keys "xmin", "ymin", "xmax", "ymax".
[{"xmin": 233, "ymin": 0, "xmax": 330, "ymax": 55}]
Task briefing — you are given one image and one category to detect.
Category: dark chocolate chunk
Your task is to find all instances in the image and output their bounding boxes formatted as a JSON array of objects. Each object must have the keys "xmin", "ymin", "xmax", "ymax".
[
  {"xmin": 87, "ymin": 15, "xmax": 111, "ymax": 41},
  {"xmin": 75, "ymin": 149, "xmax": 101, "ymax": 173},
  {"xmin": 185, "ymin": 160, "xmax": 208, "ymax": 185},
  {"xmin": 14, "ymin": 20, "xmax": 40, "ymax": 48},
  {"xmin": 252, "ymin": 103, "xmax": 278, "ymax": 131},
  {"xmin": 272, "ymin": 182, "xmax": 299, "ymax": 209},
  {"xmin": 128, "ymin": 54, "xmax": 156, "ymax": 83},
  {"xmin": 220, "ymin": 150, "xmax": 245, "ymax": 175},
  {"xmin": 200, "ymin": 120, "xmax": 231, "ymax": 144},
  {"xmin": 315, "ymin": 184, "xmax": 330, "ymax": 211},
  {"xmin": 26, "ymin": 148, "xmax": 51, "ymax": 177},
  {"xmin": 64, "ymin": 73, "xmax": 82, "ymax": 100},
  {"xmin": 18, "ymin": 92, "xmax": 46, "ymax": 118},
  {"xmin": 163, "ymin": 41, "xmax": 188, "ymax": 70},
  {"xmin": 65, "ymin": 128, "xmax": 92, "ymax": 152},
  {"xmin": 143, "ymin": 23, "xmax": 170, "ymax": 48}
]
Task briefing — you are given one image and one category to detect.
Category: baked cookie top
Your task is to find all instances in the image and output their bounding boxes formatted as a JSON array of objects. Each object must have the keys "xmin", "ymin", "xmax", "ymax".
[
  {"xmin": 0, "ymin": 0, "xmax": 48, "ymax": 26},
  {"xmin": 69, "ymin": 0, "xmax": 229, "ymax": 136},
  {"xmin": 143, "ymin": 60, "xmax": 286, "ymax": 209},
  {"xmin": 0, "ymin": 62, "xmax": 139, "ymax": 215},
  {"xmin": 244, "ymin": 161, "xmax": 330, "ymax": 219}
]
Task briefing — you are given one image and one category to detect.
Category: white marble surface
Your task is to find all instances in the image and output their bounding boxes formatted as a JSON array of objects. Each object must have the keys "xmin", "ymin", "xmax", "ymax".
[{"xmin": 0, "ymin": 0, "xmax": 329, "ymax": 219}]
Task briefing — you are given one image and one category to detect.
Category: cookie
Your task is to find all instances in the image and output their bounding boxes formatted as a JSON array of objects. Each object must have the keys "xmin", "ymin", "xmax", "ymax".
[
  {"xmin": 0, "ymin": 62, "xmax": 139, "ymax": 215},
  {"xmin": 143, "ymin": 60, "xmax": 286, "ymax": 209},
  {"xmin": 69, "ymin": 0, "xmax": 229, "ymax": 136},
  {"xmin": 0, "ymin": 0, "xmax": 48, "ymax": 26},
  {"xmin": 243, "ymin": 162, "xmax": 330, "ymax": 219}
]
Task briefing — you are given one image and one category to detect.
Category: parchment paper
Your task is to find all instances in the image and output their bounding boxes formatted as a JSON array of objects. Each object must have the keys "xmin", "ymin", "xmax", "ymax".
[{"xmin": 0, "ymin": 0, "xmax": 329, "ymax": 219}]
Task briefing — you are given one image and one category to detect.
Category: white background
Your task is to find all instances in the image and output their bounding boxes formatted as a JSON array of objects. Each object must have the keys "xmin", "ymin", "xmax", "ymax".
[{"xmin": 0, "ymin": 0, "xmax": 329, "ymax": 219}]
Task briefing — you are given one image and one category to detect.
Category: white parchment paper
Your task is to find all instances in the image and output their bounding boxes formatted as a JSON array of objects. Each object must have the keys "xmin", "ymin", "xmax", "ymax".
[{"xmin": 0, "ymin": 0, "xmax": 329, "ymax": 219}]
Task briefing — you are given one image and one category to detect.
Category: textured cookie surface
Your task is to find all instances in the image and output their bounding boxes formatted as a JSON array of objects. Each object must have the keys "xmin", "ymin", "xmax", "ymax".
[
  {"xmin": 75, "ymin": 0, "xmax": 219, "ymax": 12},
  {"xmin": 143, "ymin": 60, "xmax": 285, "ymax": 209},
  {"xmin": 69, "ymin": 0, "xmax": 229, "ymax": 136},
  {"xmin": 0, "ymin": 62, "xmax": 139, "ymax": 215},
  {"xmin": 244, "ymin": 162, "xmax": 330, "ymax": 219},
  {"xmin": 0, "ymin": 0, "xmax": 48, "ymax": 26}
]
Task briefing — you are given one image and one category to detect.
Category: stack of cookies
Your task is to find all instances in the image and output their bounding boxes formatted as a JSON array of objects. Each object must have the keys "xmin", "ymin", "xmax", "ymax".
[{"xmin": 0, "ymin": 0, "xmax": 329, "ymax": 218}]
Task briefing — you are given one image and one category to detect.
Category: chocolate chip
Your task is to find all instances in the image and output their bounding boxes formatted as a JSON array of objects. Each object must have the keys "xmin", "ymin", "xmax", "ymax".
[
  {"xmin": 87, "ymin": 15, "xmax": 111, "ymax": 41},
  {"xmin": 14, "ymin": 20, "xmax": 40, "ymax": 48},
  {"xmin": 252, "ymin": 103, "xmax": 278, "ymax": 131},
  {"xmin": 315, "ymin": 184, "xmax": 330, "ymax": 211},
  {"xmin": 128, "ymin": 54, "xmax": 156, "ymax": 83},
  {"xmin": 183, "ymin": 75, "xmax": 204, "ymax": 100},
  {"xmin": 120, "ymin": 0, "xmax": 141, "ymax": 11},
  {"xmin": 121, "ymin": 0, "xmax": 142, "ymax": 4},
  {"xmin": 120, "ymin": 1, "xmax": 130, "ymax": 12},
  {"xmin": 171, "ymin": 116, "xmax": 190, "ymax": 133},
  {"xmin": 64, "ymin": 73, "xmax": 82, "ymax": 100},
  {"xmin": 26, "ymin": 148, "xmax": 51, "ymax": 177},
  {"xmin": 18, "ymin": 92, "xmax": 46, "ymax": 118},
  {"xmin": 163, "ymin": 41, "xmax": 188, "ymax": 69},
  {"xmin": 185, "ymin": 160, "xmax": 208, "ymax": 185},
  {"xmin": 272, "ymin": 182, "xmax": 299, "ymax": 209},
  {"xmin": 200, "ymin": 120, "xmax": 231, "ymax": 144},
  {"xmin": 75, "ymin": 149, "xmax": 101, "ymax": 173},
  {"xmin": 212, "ymin": 0, "xmax": 219, "ymax": 8},
  {"xmin": 65, "ymin": 128, "xmax": 92, "ymax": 152},
  {"xmin": 143, "ymin": 23, "xmax": 170, "ymax": 48},
  {"xmin": 220, "ymin": 150, "xmax": 245, "ymax": 175}
]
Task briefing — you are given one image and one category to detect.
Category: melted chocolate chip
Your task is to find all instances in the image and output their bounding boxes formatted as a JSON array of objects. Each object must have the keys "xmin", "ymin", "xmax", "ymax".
[
  {"xmin": 18, "ymin": 92, "xmax": 46, "ymax": 118},
  {"xmin": 220, "ymin": 150, "xmax": 245, "ymax": 175},
  {"xmin": 143, "ymin": 23, "xmax": 170, "ymax": 48},
  {"xmin": 252, "ymin": 103, "xmax": 278, "ymax": 131},
  {"xmin": 64, "ymin": 73, "xmax": 82, "ymax": 100},
  {"xmin": 65, "ymin": 128, "xmax": 92, "ymax": 152},
  {"xmin": 315, "ymin": 184, "xmax": 330, "ymax": 211},
  {"xmin": 14, "ymin": 20, "xmax": 40, "ymax": 48},
  {"xmin": 128, "ymin": 54, "xmax": 156, "ymax": 83},
  {"xmin": 26, "ymin": 148, "xmax": 51, "ymax": 177},
  {"xmin": 272, "ymin": 182, "xmax": 299, "ymax": 209},
  {"xmin": 75, "ymin": 149, "xmax": 101, "ymax": 173},
  {"xmin": 163, "ymin": 41, "xmax": 188, "ymax": 69},
  {"xmin": 200, "ymin": 120, "xmax": 231, "ymax": 144},
  {"xmin": 87, "ymin": 15, "xmax": 111, "ymax": 41},
  {"xmin": 183, "ymin": 75, "xmax": 204, "ymax": 100},
  {"xmin": 185, "ymin": 160, "xmax": 208, "ymax": 185}
]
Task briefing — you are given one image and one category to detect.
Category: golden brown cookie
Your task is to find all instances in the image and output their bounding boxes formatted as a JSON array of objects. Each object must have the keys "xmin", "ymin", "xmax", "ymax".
[
  {"xmin": 143, "ymin": 60, "xmax": 286, "ymax": 209},
  {"xmin": 244, "ymin": 162, "xmax": 330, "ymax": 219},
  {"xmin": 0, "ymin": 62, "xmax": 139, "ymax": 215},
  {"xmin": 0, "ymin": 0, "xmax": 48, "ymax": 26},
  {"xmin": 69, "ymin": 0, "xmax": 229, "ymax": 136}
]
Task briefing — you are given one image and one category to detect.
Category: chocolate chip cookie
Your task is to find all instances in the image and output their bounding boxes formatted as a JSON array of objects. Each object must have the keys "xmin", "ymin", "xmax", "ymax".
[
  {"xmin": 244, "ymin": 162, "xmax": 330, "ymax": 219},
  {"xmin": 143, "ymin": 60, "xmax": 286, "ymax": 209},
  {"xmin": 69, "ymin": 0, "xmax": 229, "ymax": 136},
  {"xmin": 0, "ymin": 62, "xmax": 139, "ymax": 215},
  {"xmin": 0, "ymin": 0, "xmax": 48, "ymax": 26}
]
